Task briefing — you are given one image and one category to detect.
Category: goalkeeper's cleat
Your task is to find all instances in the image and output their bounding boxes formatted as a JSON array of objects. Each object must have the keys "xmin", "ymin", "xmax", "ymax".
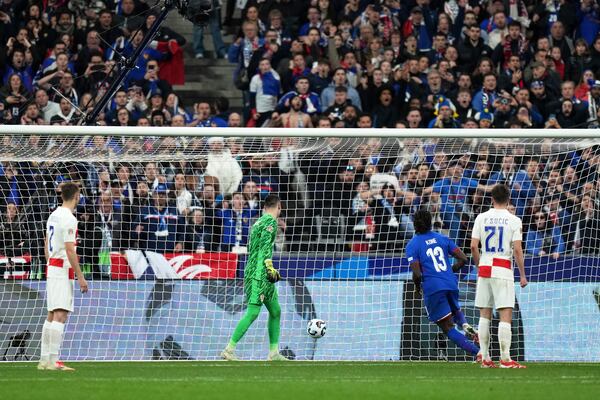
[
  {"xmin": 46, "ymin": 361, "xmax": 75, "ymax": 371},
  {"xmin": 220, "ymin": 347, "xmax": 239, "ymax": 361},
  {"xmin": 37, "ymin": 361, "xmax": 48, "ymax": 370},
  {"xmin": 500, "ymin": 360, "xmax": 526, "ymax": 369},
  {"xmin": 267, "ymin": 351, "xmax": 289, "ymax": 361},
  {"xmin": 481, "ymin": 359, "xmax": 498, "ymax": 368}
]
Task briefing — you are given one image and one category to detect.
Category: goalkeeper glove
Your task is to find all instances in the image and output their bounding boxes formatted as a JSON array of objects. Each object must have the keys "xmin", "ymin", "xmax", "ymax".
[{"xmin": 265, "ymin": 259, "xmax": 281, "ymax": 283}]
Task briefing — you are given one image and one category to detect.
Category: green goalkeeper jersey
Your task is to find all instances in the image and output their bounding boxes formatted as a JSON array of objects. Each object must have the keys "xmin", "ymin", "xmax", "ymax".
[{"xmin": 244, "ymin": 213, "xmax": 278, "ymax": 285}]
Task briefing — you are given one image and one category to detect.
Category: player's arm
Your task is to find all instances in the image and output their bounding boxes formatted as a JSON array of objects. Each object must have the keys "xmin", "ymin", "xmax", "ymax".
[
  {"xmin": 470, "ymin": 238, "xmax": 480, "ymax": 267},
  {"xmin": 65, "ymin": 242, "xmax": 88, "ymax": 293},
  {"xmin": 451, "ymin": 247, "xmax": 469, "ymax": 272},
  {"xmin": 260, "ymin": 222, "xmax": 280, "ymax": 283},
  {"xmin": 513, "ymin": 240, "xmax": 528, "ymax": 288},
  {"xmin": 409, "ymin": 261, "xmax": 422, "ymax": 295}
]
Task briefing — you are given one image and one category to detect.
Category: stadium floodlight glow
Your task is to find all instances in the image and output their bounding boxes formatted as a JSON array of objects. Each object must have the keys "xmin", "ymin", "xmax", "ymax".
[{"xmin": 0, "ymin": 127, "xmax": 598, "ymax": 362}]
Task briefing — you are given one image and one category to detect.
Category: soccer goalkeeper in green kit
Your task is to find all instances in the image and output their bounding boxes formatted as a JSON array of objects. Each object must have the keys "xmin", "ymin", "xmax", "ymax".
[{"xmin": 221, "ymin": 194, "xmax": 288, "ymax": 361}]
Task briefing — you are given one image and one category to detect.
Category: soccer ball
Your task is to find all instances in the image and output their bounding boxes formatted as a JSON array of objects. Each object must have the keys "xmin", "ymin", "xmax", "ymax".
[{"xmin": 307, "ymin": 319, "xmax": 327, "ymax": 338}]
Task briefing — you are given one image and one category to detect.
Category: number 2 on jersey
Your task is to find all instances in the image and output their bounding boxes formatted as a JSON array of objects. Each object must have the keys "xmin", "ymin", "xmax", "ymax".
[
  {"xmin": 48, "ymin": 225, "xmax": 55, "ymax": 252},
  {"xmin": 484, "ymin": 226, "xmax": 504, "ymax": 252},
  {"xmin": 426, "ymin": 246, "xmax": 448, "ymax": 272}
]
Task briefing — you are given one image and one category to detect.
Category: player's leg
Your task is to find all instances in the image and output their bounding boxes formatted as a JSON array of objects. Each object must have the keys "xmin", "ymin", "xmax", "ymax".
[
  {"xmin": 436, "ymin": 316, "xmax": 479, "ymax": 356},
  {"xmin": 494, "ymin": 279, "xmax": 525, "ymax": 368},
  {"xmin": 222, "ymin": 303, "xmax": 262, "ymax": 360},
  {"xmin": 38, "ymin": 311, "xmax": 53, "ymax": 369},
  {"xmin": 46, "ymin": 309, "xmax": 74, "ymax": 371},
  {"xmin": 264, "ymin": 288, "xmax": 287, "ymax": 361},
  {"xmin": 44, "ymin": 278, "xmax": 75, "ymax": 371},
  {"xmin": 477, "ymin": 308, "xmax": 493, "ymax": 366},
  {"xmin": 475, "ymin": 277, "xmax": 495, "ymax": 366},
  {"xmin": 449, "ymin": 294, "xmax": 478, "ymax": 341},
  {"xmin": 436, "ymin": 292, "xmax": 479, "ymax": 357}
]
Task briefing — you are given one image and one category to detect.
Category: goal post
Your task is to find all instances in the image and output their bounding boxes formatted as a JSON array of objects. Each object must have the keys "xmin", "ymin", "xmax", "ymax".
[{"xmin": 0, "ymin": 126, "xmax": 599, "ymax": 362}]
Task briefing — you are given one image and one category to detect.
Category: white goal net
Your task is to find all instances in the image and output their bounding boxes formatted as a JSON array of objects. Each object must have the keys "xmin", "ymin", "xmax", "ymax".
[{"xmin": 0, "ymin": 128, "xmax": 599, "ymax": 362}]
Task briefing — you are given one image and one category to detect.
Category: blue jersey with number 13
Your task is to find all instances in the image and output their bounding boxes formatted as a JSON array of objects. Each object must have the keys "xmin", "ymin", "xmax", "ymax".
[{"xmin": 406, "ymin": 231, "xmax": 459, "ymax": 295}]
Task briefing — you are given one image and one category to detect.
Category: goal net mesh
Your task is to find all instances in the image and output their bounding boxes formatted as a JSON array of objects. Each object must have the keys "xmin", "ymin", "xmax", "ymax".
[{"xmin": 0, "ymin": 133, "xmax": 599, "ymax": 362}]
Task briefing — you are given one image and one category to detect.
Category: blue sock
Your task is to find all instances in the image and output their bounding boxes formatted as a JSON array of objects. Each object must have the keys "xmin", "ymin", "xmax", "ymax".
[
  {"xmin": 453, "ymin": 310, "xmax": 467, "ymax": 327},
  {"xmin": 447, "ymin": 328, "xmax": 479, "ymax": 356}
]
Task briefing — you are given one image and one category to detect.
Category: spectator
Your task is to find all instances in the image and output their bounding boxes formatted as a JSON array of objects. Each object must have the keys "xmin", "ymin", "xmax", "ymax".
[
  {"xmin": 249, "ymin": 58, "xmax": 280, "ymax": 126},
  {"xmin": 135, "ymin": 183, "xmax": 185, "ymax": 253},
  {"xmin": 373, "ymin": 182, "xmax": 415, "ymax": 251},
  {"xmin": 276, "ymin": 76, "xmax": 321, "ymax": 116},
  {"xmin": 0, "ymin": 73, "xmax": 30, "ymax": 122},
  {"xmin": 113, "ymin": 0, "xmax": 145, "ymax": 32},
  {"xmin": 488, "ymin": 155, "xmax": 536, "ymax": 218},
  {"xmin": 96, "ymin": 190, "xmax": 123, "ymax": 274},
  {"xmin": 428, "ymin": 98, "xmax": 460, "ymax": 128},
  {"xmin": 472, "ymin": 73, "xmax": 499, "ymax": 113},
  {"xmin": 94, "ymin": 10, "xmax": 125, "ymax": 49},
  {"xmin": 188, "ymin": 101, "xmax": 227, "ymax": 127},
  {"xmin": 372, "ymin": 86, "xmax": 397, "ymax": 128},
  {"xmin": 0, "ymin": 202, "xmax": 27, "ymax": 258},
  {"xmin": 205, "ymin": 137, "xmax": 243, "ymax": 196},
  {"xmin": 171, "ymin": 172, "xmax": 193, "ymax": 216},
  {"xmin": 3, "ymin": 48, "xmax": 34, "ymax": 93},
  {"xmin": 34, "ymin": 88, "xmax": 60, "ymax": 122},
  {"xmin": 134, "ymin": 59, "xmax": 172, "ymax": 99},
  {"xmin": 184, "ymin": 208, "xmax": 216, "ymax": 253},
  {"xmin": 217, "ymin": 192, "xmax": 256, "ymax": 252},
  {"xmin": 242, "ymin": 180, "xmax": 261, "ymax": 211},
  {"xmin": 273, "ymin": 95, "xmax": 312, "ymax": 127},
  {"xmin": 320, "ymin": 68, "xmax": 362, "ymax": 110},
  {"xmin": 525, "ymin": 211, "xmax": 565, "ymax": 259},
  {"xmin": 425, "ymin": 161, "xmax": 490, "ymax": 245},
  {"xmin": 574, "ymin": 194, "xmax": 600, "ymax": 255}
]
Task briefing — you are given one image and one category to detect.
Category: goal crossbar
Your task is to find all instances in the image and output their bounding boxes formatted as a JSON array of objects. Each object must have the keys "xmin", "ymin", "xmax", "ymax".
[{"xmin": 0, "ymin": 125, "xmax": 599, "ymax": 138}]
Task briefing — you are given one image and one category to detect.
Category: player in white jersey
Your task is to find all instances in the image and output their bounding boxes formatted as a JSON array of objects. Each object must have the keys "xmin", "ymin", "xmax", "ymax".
[
  {"xmin": 470, "ymin": 184, "xmax": 528, "ymax": 369},
  {"xmin": 38, "ymin": 182, "xmax": 88, "ymax": 371}
]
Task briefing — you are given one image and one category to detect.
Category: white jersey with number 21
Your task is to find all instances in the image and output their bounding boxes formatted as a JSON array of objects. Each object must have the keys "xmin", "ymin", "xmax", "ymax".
[
  {"xmin": 46, "ymin": 206, "xmax": 78, "ymax": 279},
  {"xmin": 472, "ymin": 208, "xmax": 522, "ymax": 281}
]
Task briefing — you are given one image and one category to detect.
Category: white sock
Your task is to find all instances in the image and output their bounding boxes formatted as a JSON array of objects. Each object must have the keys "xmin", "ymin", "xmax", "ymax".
[
  {"xmin": 40, "ymin": 320, "xmax": 52, "ymax": 363},
  {"xmin": 48, "ymin": 321, "xmax": 65, "ymax": 365},
  {"xmin": 498, "ymin": 322, "xmax": 512, "ymax": 362},
  {"xmin": 478, "ymin": 317, "xmax": 491, "ymax": 360}
]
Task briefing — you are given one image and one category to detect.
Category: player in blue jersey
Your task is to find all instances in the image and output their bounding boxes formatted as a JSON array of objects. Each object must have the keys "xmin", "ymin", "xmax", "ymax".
[{"xmin": 406, "ymin": 209, "xmax": 480, "ymax": 358}]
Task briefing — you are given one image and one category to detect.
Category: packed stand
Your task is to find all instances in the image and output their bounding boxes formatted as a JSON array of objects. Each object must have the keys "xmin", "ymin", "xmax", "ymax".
[
  {"xmin": 227, "ymin": 0, "xmax": 600, "ymax": 129},
  {"xmin": 0, "ymin": 0, "xmax": 187, "ymax": 127}
]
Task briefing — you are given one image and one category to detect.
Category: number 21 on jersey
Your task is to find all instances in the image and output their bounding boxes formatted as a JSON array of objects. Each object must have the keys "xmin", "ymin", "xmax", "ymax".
[
  {"xmin": 426, "ymin": 246, "xmax": 448, "ymax": 272},
  {"xmin": 484, "ymin": 226, "xmax": 504, "ymax": 252}
]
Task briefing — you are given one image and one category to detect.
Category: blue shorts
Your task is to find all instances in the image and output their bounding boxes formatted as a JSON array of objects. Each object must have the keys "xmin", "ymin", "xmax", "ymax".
[{"xmin": 424, "ymin": 290, "xmax": 461, "ymax": 323}]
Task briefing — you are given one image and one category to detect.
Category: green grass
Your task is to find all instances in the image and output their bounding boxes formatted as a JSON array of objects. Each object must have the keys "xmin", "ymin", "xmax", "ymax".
[{"xmin": 1, "ymin": 362, "xmax": 599, "ymax": 400}]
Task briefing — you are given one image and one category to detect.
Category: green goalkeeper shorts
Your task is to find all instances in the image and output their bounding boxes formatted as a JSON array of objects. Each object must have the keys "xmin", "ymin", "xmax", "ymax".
[{"xmin": 246, "ymin": 279, "xmax": 277, "ymax": 305}]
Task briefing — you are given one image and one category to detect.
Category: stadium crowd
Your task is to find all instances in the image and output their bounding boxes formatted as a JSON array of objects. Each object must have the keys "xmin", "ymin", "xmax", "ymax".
[{"xmin": 0, "ymin": 1, "xmax": 600, "ymax": 279}]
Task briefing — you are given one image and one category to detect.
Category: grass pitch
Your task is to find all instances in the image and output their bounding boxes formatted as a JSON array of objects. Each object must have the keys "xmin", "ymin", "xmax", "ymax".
[{"xmin": 1, "ymin": 362, "xmax": 599, "ymax": 400}]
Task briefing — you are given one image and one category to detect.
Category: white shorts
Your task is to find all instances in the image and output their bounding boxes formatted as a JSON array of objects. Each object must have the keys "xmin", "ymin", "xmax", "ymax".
[
  {"xmin": 47, "ymin": 278, "xmax": 74, "ymax": 312},
  {"xmin": 474, "ymin": 277, "xmax": 515, "ymax": 309}
]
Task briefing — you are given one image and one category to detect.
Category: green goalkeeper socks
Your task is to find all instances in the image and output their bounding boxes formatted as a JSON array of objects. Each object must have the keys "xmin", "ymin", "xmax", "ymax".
[
  {"xmin": 265, "ymin": 299, "xmax": 281, "ymax": 352},
  {"xmin": 230, "ymin": 304, "xmax": 262, "ymax": 347}
]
